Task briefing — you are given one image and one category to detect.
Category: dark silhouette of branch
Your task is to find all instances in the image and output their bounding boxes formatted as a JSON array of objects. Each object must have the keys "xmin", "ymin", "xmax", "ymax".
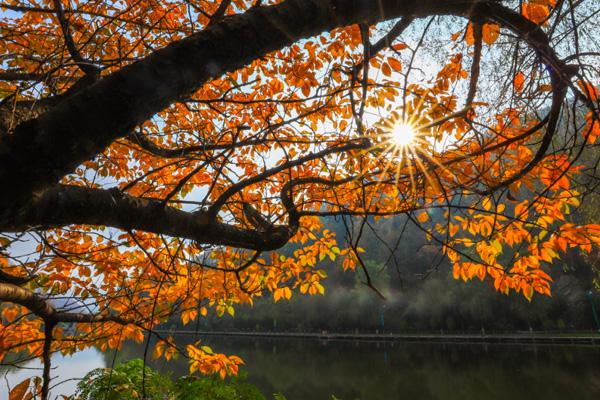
[{"xmin": 52, "ymin": 0, "xmax": 100, "ymax": 77}]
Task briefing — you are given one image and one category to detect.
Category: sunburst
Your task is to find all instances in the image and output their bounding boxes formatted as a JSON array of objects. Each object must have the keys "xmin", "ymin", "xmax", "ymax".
[
  {"xmin": 390, "ymin": 122, "xmax": 417, "ymax": 147},
  {"xmin": 368, "ymin": 108, "xmax": 453, "ymax": 196}
]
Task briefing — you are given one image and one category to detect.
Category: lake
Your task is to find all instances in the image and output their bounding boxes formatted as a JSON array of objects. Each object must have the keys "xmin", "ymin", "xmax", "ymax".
[{"xmin": 3, "ymin": 336, "xmax": 600, "ymax": 399}]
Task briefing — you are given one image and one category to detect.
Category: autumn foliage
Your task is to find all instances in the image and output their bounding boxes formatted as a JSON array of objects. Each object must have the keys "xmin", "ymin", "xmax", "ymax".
[{"xmin": 0, "ymin": 0, "xmax": 598, "ymax": 398}]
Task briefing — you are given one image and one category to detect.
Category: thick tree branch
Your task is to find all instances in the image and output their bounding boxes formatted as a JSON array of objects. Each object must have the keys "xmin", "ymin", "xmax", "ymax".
[
  {"xmin": 0, "ymin": 0, "xmax": 572, "ymax": 212},
  {"xmin": 3, "ymin": 185, "xmax": 295, "ymax": 251},
  {"xmin": 370, "ymin": 17, "xmax": 415, "ymax": 58},
  {"xmin": 0, "ymin": 269, "xmax": 36, "ymax": 286},
  {"xmin": 0, "ymin": 282, "xmax": 128, "ymax": 324}
]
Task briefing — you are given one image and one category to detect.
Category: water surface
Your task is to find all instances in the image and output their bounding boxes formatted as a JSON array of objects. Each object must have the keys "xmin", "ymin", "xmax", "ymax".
[
  {"xmin": 1, "ymin": 348, "xmax": 104, "ymax": 399},
  {"xmin": 3, "ymin": 337, "xmax": 600, "ymax": 399},
  {"xmin": 119, "ymin": 336, "xmax": 600, "ymax": 400}
]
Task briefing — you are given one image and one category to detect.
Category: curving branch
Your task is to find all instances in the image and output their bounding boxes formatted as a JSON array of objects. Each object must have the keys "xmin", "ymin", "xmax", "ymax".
[
  {"xmin": 208, "ymin": 140, "xmax": 370, "ymax": 215},
  {"xmin": 0, "ymin": 269, "xmax": 36, "ymax": 286},
  {"xmin": 3, "ymin": 184, "xmax": 295, "ymax": 251},
  {"xmin": 353, "ymin": 16, "xmax": 414, "ymax": 76},
  {"xmin": 0, "ymin": 282, "xmax": 128, "ymax": 324}
]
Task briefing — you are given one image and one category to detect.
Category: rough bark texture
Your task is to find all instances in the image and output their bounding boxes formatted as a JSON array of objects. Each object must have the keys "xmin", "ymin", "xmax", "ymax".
[
  {"xmin": 0, "ymin": 0, "xmax": 573, "ymax": 250},
  {"xmin": 0, "ymin": 281, "xmax": 130, "ymax": 323},
  {"xmin": 0, "ymin": 1, "xmax": 529, "ymax": 205},
  {"xmin": 7, "ymin": 185, "xmax": 294, "ymax": 250}
]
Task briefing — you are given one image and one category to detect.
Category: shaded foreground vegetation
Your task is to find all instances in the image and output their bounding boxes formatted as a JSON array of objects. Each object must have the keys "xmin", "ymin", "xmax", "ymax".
[{"xmin": 73, "ymin": 359, "xmax": 268, "ymax": 400}]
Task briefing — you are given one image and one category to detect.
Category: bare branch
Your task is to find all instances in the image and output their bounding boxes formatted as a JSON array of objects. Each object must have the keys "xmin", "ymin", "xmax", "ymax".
[{"xmin": 52, "ymin": 0, "xmax": 100, "ymax": 76}]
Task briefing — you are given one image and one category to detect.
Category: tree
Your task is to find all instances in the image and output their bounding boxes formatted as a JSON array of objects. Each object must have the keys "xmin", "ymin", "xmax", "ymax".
[{"xmin": 0, "ymin": 0, "xmax": 598, "ymax": 398}]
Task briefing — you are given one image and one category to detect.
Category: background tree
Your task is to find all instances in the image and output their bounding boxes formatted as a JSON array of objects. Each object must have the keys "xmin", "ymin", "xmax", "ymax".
[{"xmin": 0, "ymin": 0, "xmax": 598, "ymax": 398}]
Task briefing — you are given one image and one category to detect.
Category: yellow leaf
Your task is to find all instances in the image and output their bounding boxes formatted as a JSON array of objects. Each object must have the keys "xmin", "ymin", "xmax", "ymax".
[
  {"xmin": 482, "ymin": 197, "xmax": 491, "ymax": 211},
  {"xmin": 315, "ymin": 282, "xmax": 325, "ymax": 295}
]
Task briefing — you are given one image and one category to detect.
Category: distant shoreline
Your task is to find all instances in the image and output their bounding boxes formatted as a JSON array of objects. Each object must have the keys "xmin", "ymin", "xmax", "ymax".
[{"xmin": 153, "ymin": 330, "xmax": 600, "ymax": 345}]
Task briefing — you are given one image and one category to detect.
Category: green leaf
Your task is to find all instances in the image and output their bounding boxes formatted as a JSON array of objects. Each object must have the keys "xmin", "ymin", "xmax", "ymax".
[{"xmin": 491, "ymin": 240, "xmax": 502, "ymax": 253}]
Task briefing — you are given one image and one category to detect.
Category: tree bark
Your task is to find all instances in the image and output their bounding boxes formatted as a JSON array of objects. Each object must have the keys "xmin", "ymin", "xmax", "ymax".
[
  {"xmin": 0, "ymin": 281, "xmax": 130, "ymax": 323},
  {"xmin": 6, "ymin": 185, "xmax": 294, "ymax": 250},
  {"xmin": 0, "ymin": 0, "xmax": 571, "ymax": 244}
]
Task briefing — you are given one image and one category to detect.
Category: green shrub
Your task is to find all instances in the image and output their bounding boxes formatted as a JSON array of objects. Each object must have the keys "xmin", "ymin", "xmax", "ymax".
[
  {"xmin": 73, "ymin": 359, "xmax": 266, "ymax": 400},
  {"xmin": 73, "ymin": 359, "xmax": 175, "ymax": 400},
  {"xmin": 176, "ymin": 374, "xmax": 265, "ymax": 400}
]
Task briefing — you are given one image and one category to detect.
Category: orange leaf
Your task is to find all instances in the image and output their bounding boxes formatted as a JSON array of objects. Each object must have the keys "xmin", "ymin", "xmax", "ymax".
[
  {"xmin": 465, "ymin": 22, "xmax": 474, "ymax": 46},
  {"xmin": 416, "ymin": 212, "xmax": 430, "ymax": 223},
  {"xmin": 449, "ymin": 223, "xmax": 459, "ymax": 237},
  {"xmin": 9, "ymin": 378, "xmax": 31, "ymax": 400},
  {"xmin": 523, "ymin": 2, "xmax": 549, "ymax": 24},
  {"xmin": 577, "ymin": 80, "xmax": 599, "ymax": 101},
  {"xmin": 482, "ymin": 23, "xmax": 500, "ymax": 45},
  {"xmin": 514, "ymin": 72, "xmax": 525, "ymax": 93},
  {"xmin": 523, "ymin": 284, "xmax": 534, "ymax": 301},
  {"xmin": 388, "ymin": 58, "xmax": 402, "ymax": 72},
  {"xmin": 381, "ymin": 62, "xmax": 391, "ymax": 77}
]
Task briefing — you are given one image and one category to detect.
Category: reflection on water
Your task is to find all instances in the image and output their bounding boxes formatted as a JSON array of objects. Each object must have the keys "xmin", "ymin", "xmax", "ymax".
[
  {"xmin": 1, "ymin": 347, "xmax": 105, "ymax": 399},
  {"xmin": 3, "ymin": 338, "xmax": 600, "ymax": 399},
  {"xmin": 116, "ymin": 336, "xmax": 600, "ymax": 400}
]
